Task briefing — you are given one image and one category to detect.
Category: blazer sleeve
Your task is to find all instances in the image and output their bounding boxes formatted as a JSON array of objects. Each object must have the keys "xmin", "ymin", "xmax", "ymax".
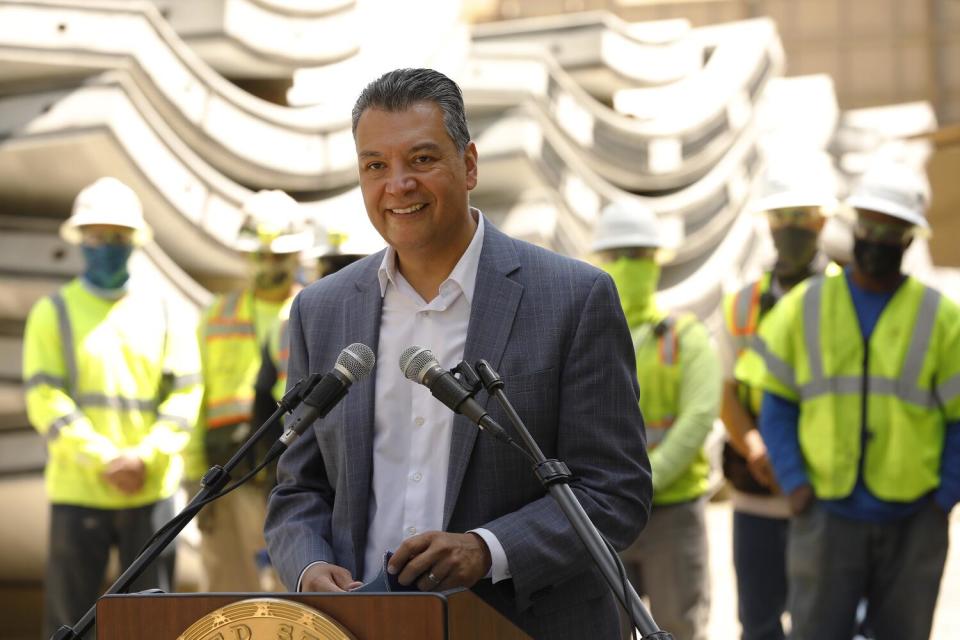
[
  {"xmin": 482, "ymin": 271, "xmax": 653, "ymax": 610},
  {"xmin": 264, "ymin": 293, "xmax": 337, "ymax": 589}
]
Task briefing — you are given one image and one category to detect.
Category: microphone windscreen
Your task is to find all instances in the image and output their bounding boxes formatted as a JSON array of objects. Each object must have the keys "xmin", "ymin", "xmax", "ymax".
[
  {"xmin": 337, "ymin": 343, "xmax": 376, "ymax": 382},
  {"xmin": 399, "ymin": 345, "xmax": 436, "ymax": 382}
]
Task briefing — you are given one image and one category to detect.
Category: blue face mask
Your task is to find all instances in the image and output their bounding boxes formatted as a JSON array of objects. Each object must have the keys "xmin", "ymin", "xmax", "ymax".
[{"xmin": 82, "ymin": 244, "xmax": 133, "ymax": 290}]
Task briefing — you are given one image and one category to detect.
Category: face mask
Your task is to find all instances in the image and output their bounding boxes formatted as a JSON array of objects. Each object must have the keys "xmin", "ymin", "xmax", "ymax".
[
  {"xmin": 601, "ymin": 257, "xmax": 660, "ymax": 326},
  {"xmin": 853, "ymin": 238, "xmax": 905, "ymax": 281},
  {"xmin": 254, "ymin": 262, "xmax": 295, "ymax": 291},
  {"xmin": 771, "ymin": 227, "xmax": 819, "ymax": 278},
  {"xmin": 82, "ymin": 244, "xmax": 133, "ymax": 290}
]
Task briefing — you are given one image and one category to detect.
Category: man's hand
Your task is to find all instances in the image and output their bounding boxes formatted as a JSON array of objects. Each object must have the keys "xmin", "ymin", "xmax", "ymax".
[
  {"xmin": 300, "ymin": 563, "xmax": 362, "ymax": 593},
  {"xmin": 743, "ymin": 429, "xmax": 777, "ymax": 490},
  {"xmin": 388, "ymin": 531, "xmax": 492, "ymax": 592},
  {"xmin": 103, "ymin": 454, "xmax": 146, "ymax": 495},
  {"xmin": 788, "ymin": 484, "xmax": 815, "ymax": 516}
]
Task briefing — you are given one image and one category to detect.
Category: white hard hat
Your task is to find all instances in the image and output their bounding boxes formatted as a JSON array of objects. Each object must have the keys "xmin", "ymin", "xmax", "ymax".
[
  {"xmin": 237, "ymin": 190, "xmax": 313, "ymax": 254},
  {"xmin": 592, "ymin": 200, "xmax": 663, "ymax": 252},
  {"xmin": 60, "ymin": 177, "xmax": 152, "ymax": 245},
  {"xmin": 752, "ymin": 151, "xmax": 840, "ymax": 214},
  {"xmin": 845, "ymin": 161, "xmax": 930, "ymax": 229}
]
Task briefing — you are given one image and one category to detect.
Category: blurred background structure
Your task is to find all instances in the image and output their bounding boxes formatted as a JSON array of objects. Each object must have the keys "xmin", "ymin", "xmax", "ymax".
[{"xmin": 0, "ymin": 1, "xmax": 957, "ymax": 638}]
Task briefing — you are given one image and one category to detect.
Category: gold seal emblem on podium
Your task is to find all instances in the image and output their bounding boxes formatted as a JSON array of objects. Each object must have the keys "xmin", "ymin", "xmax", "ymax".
[{"xmin": 177, "ymin": 598, "xmax": 356, "ymax": 640}]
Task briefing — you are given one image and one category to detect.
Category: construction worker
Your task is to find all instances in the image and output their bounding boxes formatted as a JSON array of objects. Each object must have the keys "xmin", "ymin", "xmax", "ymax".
[
  {"xmin": 757, "ymin": 161, "xmax": 960, "ymax": 640},
  {"xmin": 593, "ymin": 200, "xmax": 721, "ymax": 640},
  {"xmin": 186, "ymin": 189, "xmax": 312, "ymax": 592},
  {"xmin": 22, "ymin": 177, "xmax": 202, "ymax": 637},
  {"xmin": 720, "ymin": 155, "xmax": 839, "ymax": 640},
  {"xmin": 252, "ymin": 222, "xmax": 375, "ymax": 431}
]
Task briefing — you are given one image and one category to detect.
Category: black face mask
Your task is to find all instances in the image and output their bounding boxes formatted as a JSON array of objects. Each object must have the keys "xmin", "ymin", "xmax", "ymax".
[
  {"xmin": 772, "ymin": 227, "xmax": 819, "ymax": 278},
  {"xmin": 853, "ymin": 238, "xmax": 905, "ymax": 280}
]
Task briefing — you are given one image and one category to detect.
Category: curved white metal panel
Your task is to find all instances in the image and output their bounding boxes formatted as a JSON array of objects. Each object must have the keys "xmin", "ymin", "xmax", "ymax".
[{"xmin": 0, "ymin": 0, "xmax": 359, "ymax": 191}]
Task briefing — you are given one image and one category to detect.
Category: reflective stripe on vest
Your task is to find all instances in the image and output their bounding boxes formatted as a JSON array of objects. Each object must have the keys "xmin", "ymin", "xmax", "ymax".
[
  {"xmin": 51, "ymin": 293, "xmax": 77, "ymax": 397},
  {"xmin": 46, "ymin": 409, "xmax": 84, "ymax": 441},
  {"xmin": 732, "ymin": 280, "xmax": 762, "ymax": 337},
  {"xmin": 759, "ymin": 274, "xmax": 954, "ymax": 500},
  {"xmin": 202, "ymin": 291, "xmax": 260, "ymax": 428},
  {"xmin": 645, "ymin": 418, "xmax": 674, "ymax": 449},
  {"xmin": 941, "ymin": 372, "xmax": 960, "ymax": 407},
  {"xmin": 46, "ymin": 292, "xmax": 190, "ymax": 441},
  {"xmin": 800, "ymin": 280, "xmax": 942, "ymax": 408},
  {"xmin": 205, "ymin": 292, "xmax": 256, "ymax": 340}
]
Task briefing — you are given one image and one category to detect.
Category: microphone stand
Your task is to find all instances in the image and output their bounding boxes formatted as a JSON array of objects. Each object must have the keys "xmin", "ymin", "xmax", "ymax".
[
  {"xmin": 50, "ymin": 374, "xmax": 322, "ymax": 640},
  {"xmin": 471, "ymin": 360, "xmax": 672, "ymax": 640}
]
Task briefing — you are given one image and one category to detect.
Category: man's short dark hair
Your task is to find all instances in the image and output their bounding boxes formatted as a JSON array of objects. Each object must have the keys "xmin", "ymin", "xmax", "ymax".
[{"xmin": 351, "ymin": 68, "xmax": 471, "ymax": 152}]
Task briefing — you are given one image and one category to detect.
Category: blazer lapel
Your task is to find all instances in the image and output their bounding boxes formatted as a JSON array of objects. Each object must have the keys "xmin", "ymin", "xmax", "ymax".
[
  {"xmin": 443, "ymin": 222, "xmax": 523, "ymax": 528},
  {"xmin": 341, "ymin": 257, "xmax": 384, "ymax": 575}
]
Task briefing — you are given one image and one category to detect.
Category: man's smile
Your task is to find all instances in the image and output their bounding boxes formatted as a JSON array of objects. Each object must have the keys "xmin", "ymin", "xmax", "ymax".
[{"xmin": 388, "ymin": 203, "xmax": 427, "ymax": 215}]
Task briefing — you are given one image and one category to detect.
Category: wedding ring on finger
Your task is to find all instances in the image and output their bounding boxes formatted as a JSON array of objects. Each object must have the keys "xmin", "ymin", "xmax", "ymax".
[{"xmin": 426, "ymin": 572, "xmax": 441, "ymax": 586}]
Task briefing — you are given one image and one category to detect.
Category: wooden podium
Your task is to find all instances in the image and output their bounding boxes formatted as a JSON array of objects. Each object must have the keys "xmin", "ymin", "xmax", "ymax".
[{"xmin": 96, "ymin": 590, "xmax": 532, "ymax": 639}]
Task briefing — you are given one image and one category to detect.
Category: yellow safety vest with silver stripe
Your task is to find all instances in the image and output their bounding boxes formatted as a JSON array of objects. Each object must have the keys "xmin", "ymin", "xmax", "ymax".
[
  {"xmin": 635, "ymin": 313, "xmax": 711, "ymax": 505},
  {"xmin": 726, "ymin": 265, "xmax": 842, "ymax": 415},
  {"xmin": 198, "ymin": 290, "xmax": 261, "ymax": 430},
  {"xmin": 759, "ymin": 273, "xmax": 960, "ymax": 501},
  {"xmin": 185, "ymin": 290, "xmax": 290, "ymax": 478},
  {"xmin": 724, "ymin": 273, "xmax": 774, "ymax": 416},
  {"xmin": 22, "ymin": 278, "xmax": 202, "ymax": 508}
]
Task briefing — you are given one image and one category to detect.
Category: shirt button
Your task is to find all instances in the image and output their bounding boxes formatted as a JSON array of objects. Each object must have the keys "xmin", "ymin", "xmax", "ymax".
[
  {"xmin": 411, "ymin": 472, "xmax": 422, "ymax": 482},
  {"xmin": 407, "ymin": 526, "xmax": 417, "ymax": 535},
  {"xmin": 414, "ymin": 417, "xmax": 425, "ymax": 427}
]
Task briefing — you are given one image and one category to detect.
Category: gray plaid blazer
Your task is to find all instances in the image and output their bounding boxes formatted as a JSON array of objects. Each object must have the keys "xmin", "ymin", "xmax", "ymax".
[{"xmin": 265, "ymin": 220, "xmax": 651, "ymax": 639}]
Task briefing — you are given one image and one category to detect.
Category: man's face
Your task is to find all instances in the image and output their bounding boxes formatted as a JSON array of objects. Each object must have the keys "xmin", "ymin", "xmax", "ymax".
[
  {"xmin": 355, "ymin": 101, "xmax": 478, "ymax": 258},
  {"xmin": 854, "ymin": 209, "xmax": 914, "ymax": 247},
  {"xmin": 248, "ymin": 250, "xmax": 299, "ymax": 291},
  {"xmin": 79, "ymin": 224, "xmax": 135, "ymax": 247}
]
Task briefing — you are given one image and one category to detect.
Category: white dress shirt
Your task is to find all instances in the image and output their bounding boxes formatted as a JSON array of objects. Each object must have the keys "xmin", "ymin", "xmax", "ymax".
[{"xmin": 363, "ymin": 211, "xmax": 509, "ymax": 584}]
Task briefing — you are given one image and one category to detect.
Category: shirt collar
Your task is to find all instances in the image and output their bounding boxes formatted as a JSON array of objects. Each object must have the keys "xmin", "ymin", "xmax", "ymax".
[{"xmin": 377, "ymin": 208, "xmax": 485, "ymax": 305}]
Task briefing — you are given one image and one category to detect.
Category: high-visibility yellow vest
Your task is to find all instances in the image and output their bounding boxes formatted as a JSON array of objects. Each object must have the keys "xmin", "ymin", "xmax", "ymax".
[
  {"xmin": 759, "ymin": 273, "xmax": 960, "ymax": 501},
  {"xmin": 726, "ymin": 264, "xmax": 842, "ymax": 415},
  {"xmin": 22, "ymin": 278, "xmax": 202, "ymax": 508},
  {"xmin": 199, "ymin": 291, "xmax": 262, "ymax": 430},
  {"xmin": 724, "ymin": 273, "xmax": 774, "ymax": 416},
  {"xmin": 185, "ymin": 290, "xmax": 287, "ymax": 478},
  {"xmin": 635, "ymin": 313, "xmax": 711, "ymax": 505}
]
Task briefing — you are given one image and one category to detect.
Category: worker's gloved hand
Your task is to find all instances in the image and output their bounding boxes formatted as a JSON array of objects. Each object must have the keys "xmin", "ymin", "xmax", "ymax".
[
  {"xmin": 103, "ymin": 453, "xmax": 146, "ymax": 494},
  {"xmin": 788, "ymin": 484, "xmax": 815, "ymax": 516}
]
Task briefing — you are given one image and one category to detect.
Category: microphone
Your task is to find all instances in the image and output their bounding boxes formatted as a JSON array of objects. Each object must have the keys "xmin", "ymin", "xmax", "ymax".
[
  {"xmin": 279, "ymin": 343, "xmax": 376, "ymax": 446},
  {"xmin": 399, "ymin": 346, "xmax": 512, "ymax": 443}
]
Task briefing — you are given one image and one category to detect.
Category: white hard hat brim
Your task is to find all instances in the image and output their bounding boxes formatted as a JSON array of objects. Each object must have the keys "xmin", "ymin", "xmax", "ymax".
[
  {"xmin": 591, "ymin": 233, "xmax": 665, "ymax": 253},
  {"xmin": 846, "ymin": 194, "xmax": 930, "ymax": 229},
  {"xmin": 751, "ymin": 192, "xmax": 839, "ymax": 215},
  {"xmin": 59, "ymin": 213, "xmax": 153, "ymax": 245},
  {"xmin": 236, "ymin": 229, "xmax": 314, "ymax": 254}
]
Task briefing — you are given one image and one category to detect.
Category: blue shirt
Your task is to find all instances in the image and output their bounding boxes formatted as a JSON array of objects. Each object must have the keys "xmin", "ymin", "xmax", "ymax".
[{"xmin": 760, "ymin": 269, "xmax": 960, "ymax": 521}]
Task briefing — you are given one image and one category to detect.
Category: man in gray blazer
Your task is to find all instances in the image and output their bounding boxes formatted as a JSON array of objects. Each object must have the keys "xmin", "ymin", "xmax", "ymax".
[{"xmin": 265, "ymin": 68, "xmax": 652, "ymax": 639}]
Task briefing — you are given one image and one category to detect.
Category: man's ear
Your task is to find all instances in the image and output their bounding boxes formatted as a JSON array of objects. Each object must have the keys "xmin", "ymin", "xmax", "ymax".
[{"xmin": 464, "ymin": 142, "xmax": 478, "ymax": 191}]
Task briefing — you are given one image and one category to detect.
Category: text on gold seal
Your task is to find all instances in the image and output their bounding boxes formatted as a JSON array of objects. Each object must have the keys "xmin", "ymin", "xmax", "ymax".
[{"xmin": 177, "ymin": 598, "xmax": 356, "ymax": 640}]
